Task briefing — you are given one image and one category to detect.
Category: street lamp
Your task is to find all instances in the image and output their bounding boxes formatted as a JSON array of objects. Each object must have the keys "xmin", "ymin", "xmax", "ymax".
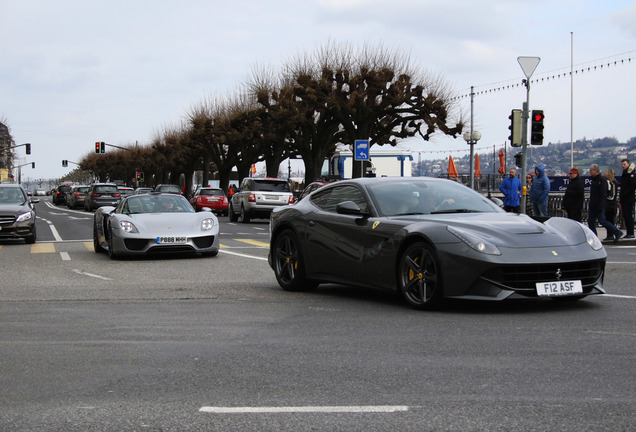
[{"xmin": 463, "ymin": 130, "xmax": 481, "ymax": 189}]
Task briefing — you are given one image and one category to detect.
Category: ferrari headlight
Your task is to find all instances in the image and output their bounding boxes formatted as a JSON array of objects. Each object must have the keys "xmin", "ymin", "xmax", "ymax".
[
  {"xmin": 16, "ymin": 211, "xmax": 33, "ymax": 223},
  {"xmin": 447, "ymin": 225, "xmax": 501, "ymax": 255},
  {"xmin": 581, "ymin": 224, "xmax": 603, "ymax": 251},
  {"xmin": 201, "ymin": 218, "xmax": 215, "ymax": 231},
  {"xmin": 119, "ymin": 220, "xmax": 138, "ymax": 233}
]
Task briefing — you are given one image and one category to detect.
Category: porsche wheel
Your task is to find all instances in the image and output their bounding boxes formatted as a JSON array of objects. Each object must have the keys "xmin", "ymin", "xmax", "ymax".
[
  {"xmin": 107, "ymin": 225, "xmax": 119, "ymax": 260},
  {"xmin": 93, "ymin": 222, "xmax": 105, "ymax": 253},
  {"xmin": 398, "ymin": 242, "xmax": 442, "ymax": 310},
  {"xmin": 272, "ymin": 230, "xmax": 317, "ymax": 292}
]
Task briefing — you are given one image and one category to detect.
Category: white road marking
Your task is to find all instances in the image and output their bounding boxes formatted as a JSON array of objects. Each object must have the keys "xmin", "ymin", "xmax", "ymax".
[
  {"xmin": 48, "ymin": 223, "xmax": 63, "ymax": 241},
  {"xmin": 603, "ymin": 294, "xmax": 636, "ymax": 299},
  {"xmin": 73, "ymin": 269, "xmax": 112, "ymax": 280},
  {"xmin": 199, "ymin": 405, "xmax": 410, "ymax": 414},
  {"xmin": 219, "ymin": 249, "xmax": 267, "ymax": 261},
  {"xmin": 60, "ymin": 252, "xmax": 71, "ymax": 261}
]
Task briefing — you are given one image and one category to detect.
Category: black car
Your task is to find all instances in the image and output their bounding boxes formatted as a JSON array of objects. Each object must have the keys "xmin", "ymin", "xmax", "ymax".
[
  {"xmin": 0, "ymin": 184, "xmax": 38, "ymax": 243},
  {"xmin": 52, "ymin": 184, "xmax": 72, "ymax": 205},
  {"xmin": 268, "ymin": 177, "xmax": 607, "ymax": 310}
]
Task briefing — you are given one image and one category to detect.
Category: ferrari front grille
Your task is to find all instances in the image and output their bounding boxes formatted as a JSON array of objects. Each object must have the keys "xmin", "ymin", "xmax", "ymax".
[{"xmin": 482, "ymin": 260, "xmax": 605, "ymax": 291}]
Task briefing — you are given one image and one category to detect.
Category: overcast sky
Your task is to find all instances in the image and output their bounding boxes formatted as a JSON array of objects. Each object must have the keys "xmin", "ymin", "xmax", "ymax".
[{"xmin": 1, "ymin": 0, "xmax": 635, "ymax": 181}]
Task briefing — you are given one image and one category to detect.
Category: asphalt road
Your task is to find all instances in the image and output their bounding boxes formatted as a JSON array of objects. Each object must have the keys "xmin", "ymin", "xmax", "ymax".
[{"xmin": 0, "ymin": 198, "xmax": 634, "ymax": 431}]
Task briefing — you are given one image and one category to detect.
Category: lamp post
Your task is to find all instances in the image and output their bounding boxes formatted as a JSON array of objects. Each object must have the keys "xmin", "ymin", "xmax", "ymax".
[{"xmin": 463, "ymin": 130, "xmax": 481, "ymax": 189}]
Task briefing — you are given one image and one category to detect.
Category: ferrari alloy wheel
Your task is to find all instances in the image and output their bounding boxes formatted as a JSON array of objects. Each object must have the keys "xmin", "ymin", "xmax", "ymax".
[
  {"xmin": 398, "ymin": 242, "xmax": 442, "ymax": 310},
  {"xmin": 273, "ymin": 230, "xmax": 317, "ymax": 292}
]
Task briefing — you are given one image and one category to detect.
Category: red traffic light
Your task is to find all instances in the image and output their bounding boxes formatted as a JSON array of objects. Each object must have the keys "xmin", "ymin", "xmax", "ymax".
[{"xmin": 533, "ymin": 112, "xmax": 544, "ymax": 122}]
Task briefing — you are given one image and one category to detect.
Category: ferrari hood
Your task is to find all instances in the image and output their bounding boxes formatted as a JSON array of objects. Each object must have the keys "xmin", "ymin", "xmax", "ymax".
[{"xmin": 431, "ymin": 213, "xmax": 586, "ymax": 248}]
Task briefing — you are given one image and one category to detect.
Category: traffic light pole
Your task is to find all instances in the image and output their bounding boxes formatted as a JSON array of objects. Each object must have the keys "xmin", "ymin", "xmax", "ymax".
[{"xmin": 520, "ymin": 82, "xmax": 530, "ymax": 214}]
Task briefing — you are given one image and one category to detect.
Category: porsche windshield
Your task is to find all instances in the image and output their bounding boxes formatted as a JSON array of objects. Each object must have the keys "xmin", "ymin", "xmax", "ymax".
[
  {"xmin": 122, "ymin": 195, "xmax": 195, "ymax": 214},
  {"xmin": 368, "ymin": 180, "xmax": 502, "ymax": 216}
]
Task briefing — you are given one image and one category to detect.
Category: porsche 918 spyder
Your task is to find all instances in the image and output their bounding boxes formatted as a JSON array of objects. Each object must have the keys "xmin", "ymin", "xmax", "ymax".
[{"xmin": 93, "ymin": 193, "xmax": 219, "ymax": 259}]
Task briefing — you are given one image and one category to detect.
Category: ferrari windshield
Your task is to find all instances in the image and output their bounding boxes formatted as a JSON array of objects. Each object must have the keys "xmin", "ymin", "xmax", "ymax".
[
  {"xmin": 368, "ymin": 179, "xmax": 502, "ymax": 217},
  {"xmin": 121, "ymin": 194, "xmax": 195, "ymax": 214}
]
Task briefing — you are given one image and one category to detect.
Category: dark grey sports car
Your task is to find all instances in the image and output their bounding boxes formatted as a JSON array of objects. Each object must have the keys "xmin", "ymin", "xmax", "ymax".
[
  {"xmin": 268, "ymin": 177, "xmax": 607, "ymax": 310},
  {"xmin": 94, "ymin": 193, "xmax": 220, "ymax": 259}
]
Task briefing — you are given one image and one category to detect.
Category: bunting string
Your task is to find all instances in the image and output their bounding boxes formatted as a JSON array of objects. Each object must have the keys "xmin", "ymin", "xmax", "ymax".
[{"xmin": 450, "ymin": 50, "xmax": 634, "ymax": 101}]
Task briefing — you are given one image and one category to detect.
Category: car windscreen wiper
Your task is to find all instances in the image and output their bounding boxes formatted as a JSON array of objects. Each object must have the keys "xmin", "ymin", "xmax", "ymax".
[{"xmin": 430, "ymin": 209, "xmax": 480, "ymax": 214}]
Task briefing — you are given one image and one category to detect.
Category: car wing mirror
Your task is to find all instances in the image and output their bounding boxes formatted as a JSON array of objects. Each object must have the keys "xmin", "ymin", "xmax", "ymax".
[{"xmin": 336, "ymin": 200, "xmax": 369, "ymax": 216}]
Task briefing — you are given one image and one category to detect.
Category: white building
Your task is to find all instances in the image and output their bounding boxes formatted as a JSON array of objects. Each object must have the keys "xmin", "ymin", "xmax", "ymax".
[{"xmin": 329, "ymin": 146, "xmax": 413, "ymax": 178}]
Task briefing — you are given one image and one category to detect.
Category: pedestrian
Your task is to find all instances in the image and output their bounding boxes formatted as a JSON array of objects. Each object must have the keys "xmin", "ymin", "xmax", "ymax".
[
  {"xmin": 588, "ymin": 164, "xmax": 623, "ymax": 243},
  {"xmin": 529, "ymin": 164, "xmax": 550, "ymax": 218},
  {"xmin": 499, "ymin": 168, "xmax": 522, "ymax": 213},
  {"xmin": 619, "ymin": 158, "xmax": 636, "ymax": 239},
  {"xmin": 561, "ymin": 167, "xmax": 584, "ymax": 222},
  {"xmin": 604, "ymin": 168, "xmax": 619, "ymax": 226},
  {"xmin": 525, "ymin": 174, "xmax": 533, "ymax": 216}
]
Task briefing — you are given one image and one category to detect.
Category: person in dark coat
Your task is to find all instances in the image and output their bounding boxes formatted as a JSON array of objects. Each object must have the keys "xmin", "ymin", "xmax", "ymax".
[
  {"xmin": 620, "ymin": 158, "xmax": 636, "ymax": 239},
  {"xmin": 561, "ymin": 166, "xmax": 584, "ymax": 222},
  {"xmin": 588, "ymin": 164, "xmax": 623, "ymax": 243},
  {"xmin": 604, "ymin": 168, "xmax": 619, "ymax": 226},
  {"xmin": 529, "ymin": 164, "xmax": 550, "ymax": 217}
]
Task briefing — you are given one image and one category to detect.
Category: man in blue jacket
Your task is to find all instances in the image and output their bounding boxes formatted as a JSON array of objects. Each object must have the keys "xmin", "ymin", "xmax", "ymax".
[
  {"xmin": 529, "ymin": 164, "xmax": 550, "ymax": 217},
  {"xmin": 499, "ymin": 168, "xmax": 522, "ymax": 213}
]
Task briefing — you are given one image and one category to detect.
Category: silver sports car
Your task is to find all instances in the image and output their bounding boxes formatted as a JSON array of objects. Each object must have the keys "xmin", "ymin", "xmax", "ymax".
[
  {"xmin": 93, "ymin": 193, "xmax": 220, "ymax": 259},
  {"xmin": 269, "ymin": 177, "xmax": 607, "ymax": 310}
]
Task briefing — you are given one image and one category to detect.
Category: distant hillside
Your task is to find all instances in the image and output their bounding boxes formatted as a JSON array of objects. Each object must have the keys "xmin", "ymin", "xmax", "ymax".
[{"xmin": 414, "ymin": 136, "xmax": 636, "ymax": 177}]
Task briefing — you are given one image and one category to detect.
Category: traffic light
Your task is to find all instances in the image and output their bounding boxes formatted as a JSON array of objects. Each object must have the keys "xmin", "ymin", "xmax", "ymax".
[
  {"xmin": 139, "ymin": 171, "xmax": 144, "ymax": 182},
  {"xmin": 100, "ymin": 141, "xmax": 106, "ymax": 153},
  {"xmin": 508, "ymin": 109, "xmax": 522, "ymax": 147},
  {"xmin": 531, "ymin": 110, "xmax": 544, "ymax": 145},
  {"xmin": 25, "ymin": 143, "xmax": 31, "ymax": 155},
  {"xmin": 31, "ymin": 162, "xmax": 35, "ymax": 169},
  {"xmin": 514, "ymin": 153, "xmax": 522, "ymax": 167},
  {"xmin": 95, "ymin": 142, "xmax": 100, "ymax": 153},
  {"xmin": 62, "ymin": 160, "xmax": 68, "ymax": 167}
]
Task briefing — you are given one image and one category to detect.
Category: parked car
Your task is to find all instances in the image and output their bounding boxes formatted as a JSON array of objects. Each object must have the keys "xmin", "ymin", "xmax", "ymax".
[
  {"xmin": 117, "ymin": 187, "xmax": 135, "ymax": 197},
  {"xmin": 52, "ymin": 184, "xmax": 72, "ymax": 205},
  {"xmin": 32, "ymin": 189, "xmax": 47, "ymax": 196},
  {"xmin": 66, "ymin": 185, "xmax": 89, "ymax": 209},
  {"xmin": 84, "ymin": 183, "xmax": 121, "ymax": 211},
  {"xmin": 154, "ymin": 184, "xmax": 182, "ymax": 195},
  {"xmin": 93, "ymin": 193, "xmax": 219, "ymax": 259},
  {"xmin": 228, "ymin": 178, "xmax": 294, "ymax": 223},
  {"xmin": 268, "ymin": 177, "xmax": 607, "ymax": 310},
  {"xmin": 135, "ymin": 187, "xmax": 154, "ymax": 194},
  {"xmin": 190, "ymin": 187, "xmax": 229, "ymax": 215},
  {"xmin": 0, "ymin": 184, "xmax": 38, "ymax": 243}
]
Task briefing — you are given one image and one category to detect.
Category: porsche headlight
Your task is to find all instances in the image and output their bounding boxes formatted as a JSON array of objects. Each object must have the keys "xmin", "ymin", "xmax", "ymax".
[
  {"xmin": 581, "ymin": 224, "xmax": 603, "ymax": 251},
  {"xmin": 201, "ymin": 218, "xmax": 215, "ymax": 231},
  {"xmin": 447, "ymin": 225, "xmax": 501, "ymax": 255},
  {"xmin": 16, "ymin": 211, "xmax": 33, "ymax": 223},
  {"xmin": 119, "ymin": 221, "xmax": 138, "ymax": 233}
]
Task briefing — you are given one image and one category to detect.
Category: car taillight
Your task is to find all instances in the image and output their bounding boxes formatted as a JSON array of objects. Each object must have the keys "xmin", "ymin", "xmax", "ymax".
[
  {"xmin": 91, "ymin": 193, "xmax": 99, "ymax": 197},
  {"xmin": 248, "ymin": 194, "xmax": 256, "ymax": 202},
  {"xmin": 113, "ymin": 193, "xmax": 121, "ymax": 197},
  {"xmin": 75, "ymin": 193, "xmax": 82, "ymax": 197},
  {"xmin": 288, "ymin": 195, "xmax": 294, "ymax": 204}
]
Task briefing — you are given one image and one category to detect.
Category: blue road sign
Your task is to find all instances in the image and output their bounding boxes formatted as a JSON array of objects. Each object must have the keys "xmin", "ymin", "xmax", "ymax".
[{"xmin": 354, "ymin": 139, "xmax": 369, "ymax": 161}]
